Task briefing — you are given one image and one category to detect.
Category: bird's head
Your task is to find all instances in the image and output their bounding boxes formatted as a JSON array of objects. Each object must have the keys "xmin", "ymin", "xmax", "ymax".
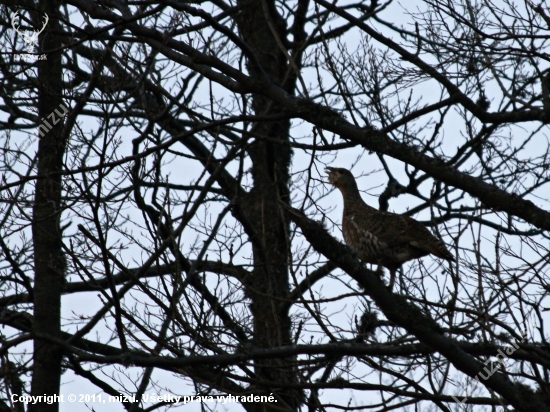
[{"xmin": 325, "ymin": 167, "xmax": 358, "ymax": 192}]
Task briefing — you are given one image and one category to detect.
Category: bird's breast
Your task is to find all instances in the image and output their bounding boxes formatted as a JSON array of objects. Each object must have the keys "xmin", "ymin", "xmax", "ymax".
[{"xmin": 342, "ymin": 214, "xmax": 387, "ymax": 263}]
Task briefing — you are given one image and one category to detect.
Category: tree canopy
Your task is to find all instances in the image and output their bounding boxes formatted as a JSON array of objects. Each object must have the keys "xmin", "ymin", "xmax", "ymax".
[{"xmin": 1, "ymin": 0, "xmax": 550, "ymax": 411}]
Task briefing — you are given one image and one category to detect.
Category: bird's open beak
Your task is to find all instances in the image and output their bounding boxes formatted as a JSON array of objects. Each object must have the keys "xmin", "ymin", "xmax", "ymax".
[{"xmin": 325, "ymin": 167, "xmax": 336, "ymax": 184}]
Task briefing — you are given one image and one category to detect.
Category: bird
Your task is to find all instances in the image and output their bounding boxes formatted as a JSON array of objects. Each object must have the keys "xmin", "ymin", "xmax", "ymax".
[{"xmin": 326, "ymin": 167, "xmax": 454, "ymax": 290}]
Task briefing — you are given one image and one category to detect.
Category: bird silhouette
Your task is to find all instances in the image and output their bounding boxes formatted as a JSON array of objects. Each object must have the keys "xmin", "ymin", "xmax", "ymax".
[{"xmin": 326, "ymin": 167, "xmax": 454, "ymax": 290}]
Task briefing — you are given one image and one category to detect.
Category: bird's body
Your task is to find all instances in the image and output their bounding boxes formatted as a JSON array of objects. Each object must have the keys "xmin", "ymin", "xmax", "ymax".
[{"xmin": 326, "ymin": 167, "xmax": 454, "ymax": 289}]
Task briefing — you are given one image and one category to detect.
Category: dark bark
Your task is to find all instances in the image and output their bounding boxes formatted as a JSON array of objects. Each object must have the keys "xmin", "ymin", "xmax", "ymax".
[
  {"xmin": 236, "ymin": 0, "xmax": 299, "ymax": 408},
  {"xmin": 29, "ymin": 2, "xmax": 66, "ymax": 412}
]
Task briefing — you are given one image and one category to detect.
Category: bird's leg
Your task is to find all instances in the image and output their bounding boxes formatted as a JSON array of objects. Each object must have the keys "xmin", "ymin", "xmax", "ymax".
[
  {"xmin": 375, "ymin": 265, "xmax": 385, "ymax": 280},
  {"xmin": 387, "ymin": 268, "xmax": 396, "ymax": 292}
]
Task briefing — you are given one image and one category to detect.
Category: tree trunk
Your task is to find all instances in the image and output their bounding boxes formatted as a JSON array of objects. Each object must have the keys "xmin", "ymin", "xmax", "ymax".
[
  {"xmin": 236, "ymin": 0, "xmax": 299, "ymax": 408},
  {"xmin": 29, "ymin": 1, "xmax": 65, "ymax": 411}
]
